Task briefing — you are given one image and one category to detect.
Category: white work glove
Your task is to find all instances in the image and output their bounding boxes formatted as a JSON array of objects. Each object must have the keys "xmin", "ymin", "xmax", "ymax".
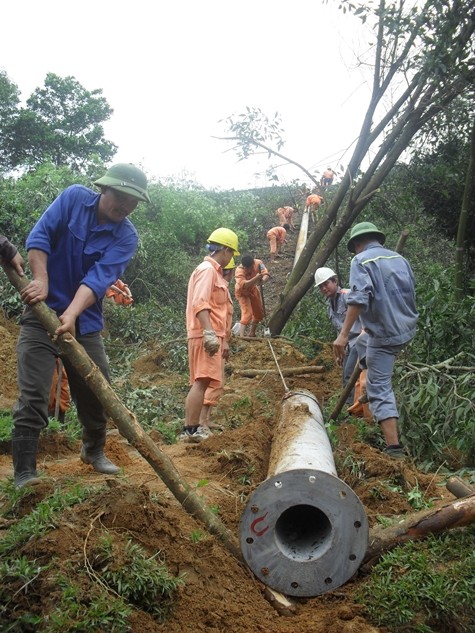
[{"xmin": 203, "ymin": 329, "xmax": 220, "ymax": 356}]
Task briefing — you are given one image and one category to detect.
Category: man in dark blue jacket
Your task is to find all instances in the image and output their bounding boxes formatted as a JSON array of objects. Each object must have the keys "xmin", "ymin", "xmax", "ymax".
[
  {"xmin": 12, "ymin": 164, "xmax": 150, "ymax": 487},
  {"xmin": 333, "ymin": 222, "xmax": 418, "ymax": 458}
]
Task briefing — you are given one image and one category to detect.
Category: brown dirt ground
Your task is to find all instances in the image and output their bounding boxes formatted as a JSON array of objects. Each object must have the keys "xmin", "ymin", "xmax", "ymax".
[{"xmin": 0, "ymin": 230, "xmax": 458, "ymax": 632}]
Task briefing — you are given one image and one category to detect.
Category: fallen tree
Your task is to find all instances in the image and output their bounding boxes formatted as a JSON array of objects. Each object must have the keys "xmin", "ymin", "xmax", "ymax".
[{"xmin": 364, "ymin": 494, "xmax": 475, "ymax": 568}]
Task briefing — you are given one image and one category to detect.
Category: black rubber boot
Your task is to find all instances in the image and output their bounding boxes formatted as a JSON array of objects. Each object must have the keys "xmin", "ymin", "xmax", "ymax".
[
  {"xmin": 12, "ymin": 428, "xmax": 42, "ymax": 488},
  {"xmin": 80, "ymin": 429, "xmax": 120, "ymax": 475}
]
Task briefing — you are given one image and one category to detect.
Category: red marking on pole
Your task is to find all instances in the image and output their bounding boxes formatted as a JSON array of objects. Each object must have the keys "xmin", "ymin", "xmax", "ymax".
[{"xmin": 251, "ymin": 512, "xmax": 269, "ymax": 536}]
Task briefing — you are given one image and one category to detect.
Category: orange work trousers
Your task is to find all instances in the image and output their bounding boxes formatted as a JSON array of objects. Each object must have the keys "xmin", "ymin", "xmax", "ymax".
[{"xmin": 237, "ymin": 287, "xmax": 264, "ymax": 325}]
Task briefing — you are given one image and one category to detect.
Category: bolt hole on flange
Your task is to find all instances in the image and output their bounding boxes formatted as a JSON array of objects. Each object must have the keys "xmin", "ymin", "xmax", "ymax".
[
  {"xmin": 324, "ymin": 577, "xmax": 333, "ymax": 585},
  {"xmin": 354, "ymin": 521, "xmax": 362, "ymax": 528},
  {"xmin": 349, "ymin": 554, "xmax": 356, "ymax": 561},
  {"xmin": 246, "ymin": 537, "xmax": 254, "ymax": 544}
]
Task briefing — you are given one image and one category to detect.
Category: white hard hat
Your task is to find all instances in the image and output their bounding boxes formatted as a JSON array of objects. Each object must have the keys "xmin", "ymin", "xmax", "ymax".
[{"xmin": 314, "ymin": 267, "xmax": 337, "ymax": 287}]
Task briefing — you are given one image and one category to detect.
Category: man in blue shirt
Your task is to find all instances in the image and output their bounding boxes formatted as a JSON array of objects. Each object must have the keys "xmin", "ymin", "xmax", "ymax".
[
  {"xmin": 12, "ymin": 163, "xmax": 150, "ymax": 488},
  {"xmin": 333, "ymin": 222, "xmax": 418, "ymax": 459}
]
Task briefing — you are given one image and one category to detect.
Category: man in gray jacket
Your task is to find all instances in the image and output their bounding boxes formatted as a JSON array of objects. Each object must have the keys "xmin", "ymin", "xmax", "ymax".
[
  {"xmin": 314, "ymin": 266, "xmax": 362, "ymax": 402},
  {"xmin": 333, "ymin": 222, "xmax": 418, "ymax": 458}
]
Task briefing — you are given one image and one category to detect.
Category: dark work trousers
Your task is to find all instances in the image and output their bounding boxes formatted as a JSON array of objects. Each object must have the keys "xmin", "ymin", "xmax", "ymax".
[
  {"xmin": 13, "ymin": 308, "xmax": 110, "ymax": 434},
  {"xmin": 342, "ymin": 338, "xmax": 359, "ymax": 404}
]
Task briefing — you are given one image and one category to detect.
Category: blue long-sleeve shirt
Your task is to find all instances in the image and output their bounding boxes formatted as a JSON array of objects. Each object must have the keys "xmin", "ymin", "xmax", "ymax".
[
  {"xmin": 346, "ymin": 242, "xmax": 418, "ymax": 347},
  {"xmin": 26, "ymin": 184, "xmax": 138, "ymax": 335}
]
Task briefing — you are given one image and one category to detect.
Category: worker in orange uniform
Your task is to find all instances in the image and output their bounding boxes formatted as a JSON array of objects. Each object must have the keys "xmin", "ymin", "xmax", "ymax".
[
  {"xmin": 306, "ymin": 193, "xmax": 324, "ymax": 224},
  {"xmin": 181, "ymin": 227, "xmax": 239, "ymax": 443},
  {"xmin": 199, "ymin": 257, "xmax": 236, "ymax": 430},
  {"xmin": 275, "ymin": 207, "xmax": 287, "ymax": 226},
  {"xmin": 267, "ymin": 225, "xmax": 289, "ymax": 263},
  {"xmin": 320, "ymin": 168, "xmax": 335, "ymax": 188},
  {"xmin": 283, "ymin": 206, "xmax": 296, "ymax": 230},
  {"xmin": 235, "ymin": 254, "xmax": 270, "ymax": 337},
  {"xmin": 48, "ymin": 359, "xmax": 70, "ymax": 423},
  {"xmin": 105, "ymin": 279, "xmax": 133, "ymax": 306}
]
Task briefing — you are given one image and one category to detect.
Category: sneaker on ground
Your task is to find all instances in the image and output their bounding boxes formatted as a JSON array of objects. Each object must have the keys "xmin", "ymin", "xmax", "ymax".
[
  {"xmin": 186, "ymin": 426, "xmax": 213, "ymax": 443},
  {"xmin": 384, "ymin": 444, "xmax": 407, "ymax": 459},
  {"xmin": 178, "ymin": 425, "xmax": 198, "ymax": 441}
]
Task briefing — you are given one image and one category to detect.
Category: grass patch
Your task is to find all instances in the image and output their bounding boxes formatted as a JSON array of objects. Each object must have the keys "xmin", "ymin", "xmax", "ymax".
[{"xmin": 356, "ymin": 527, "xmax": 475, "ymax": 632}]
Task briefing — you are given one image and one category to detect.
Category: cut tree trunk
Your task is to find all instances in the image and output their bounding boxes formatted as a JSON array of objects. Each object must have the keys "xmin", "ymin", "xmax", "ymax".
[{"xmin": 364, "ymin": 494, "xmax": 475, "ymax": 567}]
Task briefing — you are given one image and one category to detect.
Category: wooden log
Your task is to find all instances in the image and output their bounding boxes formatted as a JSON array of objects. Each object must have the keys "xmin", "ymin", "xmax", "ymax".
[
  {"xmin": 364, "ymin": 494, "xmax": 475, "ymax": 566},
  {"xmin": 329, "ymin": 361, "xmax": 361, "ymax": 420},
  {"xmin": 1, "ymin": 262, "xmax": 242, "ymax": 562},
  {"xmin": 446, "ymin": 476, "xmax": 474, "ymax": 498},
  {"xmin": 234, "ymin": 366, "xmax": 325, "ymax": 377}
]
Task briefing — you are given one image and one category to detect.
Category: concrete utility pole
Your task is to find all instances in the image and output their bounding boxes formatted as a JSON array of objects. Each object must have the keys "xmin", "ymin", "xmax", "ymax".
[{"xmin": 239, "ymin": 389, "xmax": 368, "ymax": 597}]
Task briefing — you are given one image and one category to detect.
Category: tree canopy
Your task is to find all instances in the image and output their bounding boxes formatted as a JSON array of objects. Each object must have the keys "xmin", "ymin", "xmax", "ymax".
[{"xmin": 0, "ymin": 71, "xmax": 116, "ymax": 173}]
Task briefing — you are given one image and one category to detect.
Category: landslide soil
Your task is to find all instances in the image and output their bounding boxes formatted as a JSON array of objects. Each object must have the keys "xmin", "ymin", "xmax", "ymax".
[{"xmin": 0, "ymin": 227, "xmax": 456, "ymax": 632}]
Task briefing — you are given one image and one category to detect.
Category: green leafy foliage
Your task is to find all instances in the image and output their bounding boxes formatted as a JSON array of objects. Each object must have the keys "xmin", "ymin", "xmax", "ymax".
[
  {"xmin": 411, "ymin": 266, "xmax": 475, "ymax": 362},
  {"xmin": 0, "ymin": 484, "xmax": 93, "ymax": 554},
  {"xmin": 0, "ymin": 411, "xmax": 13, "ymax": 442},
  {"xmin": 357, "ymin": 528, "xmax": 475, "ymax": 632},
  {"xmin": 46, "ymin": 577, "xmax": 132, "ymax": 632},
  {"xmin": 121, "ymin": 385, "xmax": 187, "ymax": 440},
  {"xmin": 93, "ymin": 536, "xmax": 184, "ymax": 621},
  {"xmin": 396, "ymin": 354, "xmax": 475, "ymax": 468},
  {"xmin": 2, "ymin": 72, "xmax": 116, "ymax": 171}
]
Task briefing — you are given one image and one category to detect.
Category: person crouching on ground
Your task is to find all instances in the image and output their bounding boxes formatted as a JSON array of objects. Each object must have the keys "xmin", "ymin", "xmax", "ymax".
[
  {"xmin": 306, "ymin": 193, "xmax": 324, "ymax": 224},
  {"xmin": 181, "ymin": 228, "xmax": 239, "ymax": 443},
  {"xmin": 267, "ymin": 225, "xmax": 289, "ymax": 263},
  {"xmin": 235, "ymin": 254, "xmax": 270, "ymax": 337}
]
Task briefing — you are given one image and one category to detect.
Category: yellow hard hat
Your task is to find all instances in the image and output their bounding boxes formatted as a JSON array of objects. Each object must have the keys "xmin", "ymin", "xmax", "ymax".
[
  {"xmin": 207, "ymin": 227, "xmax": 240, "ymax": 256},
  {"xmin": 224, "ymin": 257, "xmax": 236, "ymax": 270}
]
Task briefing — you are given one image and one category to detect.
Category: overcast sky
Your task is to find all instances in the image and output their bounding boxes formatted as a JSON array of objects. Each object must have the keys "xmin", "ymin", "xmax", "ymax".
[{"xmin": 1, "ymin": 0, "xmax": 372, "ymax": 190}]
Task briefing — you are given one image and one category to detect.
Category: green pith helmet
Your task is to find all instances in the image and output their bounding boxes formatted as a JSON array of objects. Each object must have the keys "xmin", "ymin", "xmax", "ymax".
[
  {"xmin": 94, "ymin": 163, "xmax": 150, "ymax": 203},
  {"xmin": 347, "ymin": 222, "xmax": 386, "ymax": 253}
]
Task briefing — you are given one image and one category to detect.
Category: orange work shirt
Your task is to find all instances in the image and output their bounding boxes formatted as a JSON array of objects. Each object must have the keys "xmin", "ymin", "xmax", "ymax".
[
  {"xmin": 267, "ymin": 226, "xmax": 287, "ymax": 244},
  {"xmin": 275, "ymin": 207, "xmax": 287, "ymax": 225},
  {"xmin": 306, "ymin": 194, "xmax": 323, "ymax": 206},
  {"xmin": 186, "ymin": 256, "xmax": 233, "ymax": 339},
  {"xmin": 235, "ymin": 259, "xmax": 269, "ymax": 298}
]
